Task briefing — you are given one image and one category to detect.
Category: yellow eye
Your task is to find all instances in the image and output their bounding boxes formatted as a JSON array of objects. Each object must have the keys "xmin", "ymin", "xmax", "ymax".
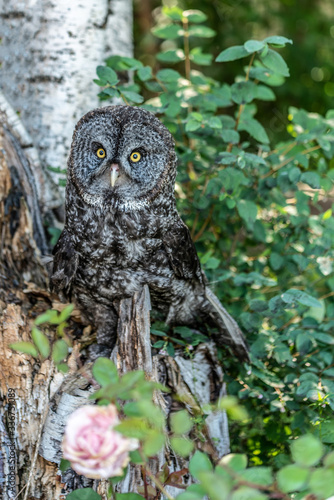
[
  {"xmin": 130, "ymin": 151, "xmax": 141, "ymax": 163},
  {"xmin": 96, "ymin": 148, "xmax": 106, "ymax": 158}
]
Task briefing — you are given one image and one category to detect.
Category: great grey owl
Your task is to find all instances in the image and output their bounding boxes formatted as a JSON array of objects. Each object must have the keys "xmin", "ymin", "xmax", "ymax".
[{"xmin": 51, "ymin": 105, "xmax": 249, "ymax": 360}]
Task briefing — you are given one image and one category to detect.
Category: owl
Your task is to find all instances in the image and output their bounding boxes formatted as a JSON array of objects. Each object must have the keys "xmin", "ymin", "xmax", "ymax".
[{"xmin": 51, "ymin": 106, "xmax": 249, "ymax": 360}]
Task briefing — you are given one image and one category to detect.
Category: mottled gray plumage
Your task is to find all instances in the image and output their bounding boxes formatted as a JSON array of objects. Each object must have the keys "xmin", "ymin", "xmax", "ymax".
[{"xmin": 51, "ymin": 105, "xmax": 249, "ymax": 360}]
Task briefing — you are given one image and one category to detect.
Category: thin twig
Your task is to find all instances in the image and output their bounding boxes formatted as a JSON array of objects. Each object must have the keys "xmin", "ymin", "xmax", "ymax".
[
  {"xmin": 193, "ymin": 206, "xmax": 214, "ymax": 242},
  {"xmin": 182, "ymin": 17, "xmax": 191, "ymax": 81},
  {"xmin": 139, "ymin": 450, "xmax": 174, "ymax": 500},
  {"xmin": 144, "ymin": 465, "xmax": 175, "ymax": 500},
  {"xmin": 190, "ymin": 212, "xmax": 199, "ymax": 239},
  {"xmin": 142, "ymin": 465, "xmax": 149, "ymax": 500},
  {"xmin": 227, "ymin": 53, "xmax": 255, "ymax": 152},
  {"xmin": 262, "ymin": 144, "xmax": 322, "ymax": 179}
]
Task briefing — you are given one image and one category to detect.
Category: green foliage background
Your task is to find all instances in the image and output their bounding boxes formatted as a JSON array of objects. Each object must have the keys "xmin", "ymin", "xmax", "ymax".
[
  {"xmin": 134, "ymin": 0, "xmax": 334, "ymax": 143},
  {"xmin": 70, "ymin": 2, "xmax": 334, "ymax": 498}
]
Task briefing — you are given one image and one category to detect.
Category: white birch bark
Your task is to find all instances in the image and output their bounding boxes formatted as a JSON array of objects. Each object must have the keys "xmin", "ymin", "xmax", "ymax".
[{"xmin": 0, "ymin": 0, "xmax": 133, "ymax": 208}]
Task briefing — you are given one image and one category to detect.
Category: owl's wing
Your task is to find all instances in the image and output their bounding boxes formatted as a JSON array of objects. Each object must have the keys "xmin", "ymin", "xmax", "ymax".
[
  {"xmin": 162, "ymin": 218, "xmax": 204, "ymax": 285},
  {"xmin": 205, "ymin": 287, "xmax": 250, "ymax": 361},
  {"xmin": 50, "ymin": 229, "xmax": 79, "ymax": 298},
  {"xmin": 163, "ymin": 218, "xmax": 249, "ymax": 361}
]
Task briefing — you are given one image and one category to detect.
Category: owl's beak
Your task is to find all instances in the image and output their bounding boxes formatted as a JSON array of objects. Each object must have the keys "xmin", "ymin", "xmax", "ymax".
[{"xmin": 110, "ymin": 164, "xmax": 119, "ymax": 187}]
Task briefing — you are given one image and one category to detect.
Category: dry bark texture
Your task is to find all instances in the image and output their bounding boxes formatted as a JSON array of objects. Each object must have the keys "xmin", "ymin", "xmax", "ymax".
[{"xmin": 0, "ymin": 0, "xmax": 133, "ymax": 208}]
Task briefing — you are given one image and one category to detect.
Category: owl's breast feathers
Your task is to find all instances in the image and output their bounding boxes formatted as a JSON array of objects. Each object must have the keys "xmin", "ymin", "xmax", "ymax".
[{"xmin": 51, "ymin": 204, "xmax": 249, "ymax": 360}]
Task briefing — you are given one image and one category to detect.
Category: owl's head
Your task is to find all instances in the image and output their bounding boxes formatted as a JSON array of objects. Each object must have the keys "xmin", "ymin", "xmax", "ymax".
[{"xmin": 68, "ymin": 106, "xmax": 176, "ymax": 209}]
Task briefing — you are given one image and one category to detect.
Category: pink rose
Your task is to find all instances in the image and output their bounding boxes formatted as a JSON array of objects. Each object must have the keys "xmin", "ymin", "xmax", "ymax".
[{"xmin": 62, "ymin": 404, "xmax": 139, "ymax": 479}]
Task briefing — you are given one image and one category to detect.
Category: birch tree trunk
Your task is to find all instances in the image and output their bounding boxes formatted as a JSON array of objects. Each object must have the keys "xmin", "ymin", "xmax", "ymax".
[
  {"xmin": 0, "ymin": 2, "xmax": 231, "ymax": 499},
  {"xmin": 0, "ymin": 0, "xmax": 133, "ymax": 209}
]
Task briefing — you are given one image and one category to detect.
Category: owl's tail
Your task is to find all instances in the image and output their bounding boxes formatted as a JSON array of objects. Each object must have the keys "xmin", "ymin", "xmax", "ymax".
[{"xmin": 205, "ymin": 287, "xmax": 250, "ymax": 362}]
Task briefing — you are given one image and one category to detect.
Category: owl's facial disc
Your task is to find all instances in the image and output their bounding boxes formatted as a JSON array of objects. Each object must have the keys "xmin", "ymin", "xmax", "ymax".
[{"xmin": 70, "ymin": 106, "xmax": 176, "ymax": 208}]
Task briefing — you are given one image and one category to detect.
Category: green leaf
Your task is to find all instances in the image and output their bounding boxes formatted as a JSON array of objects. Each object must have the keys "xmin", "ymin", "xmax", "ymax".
[
  {"xmin": 152, "ymin": 24, "xmax": 181, "ymax": 40},
  {"xmin": 237, "ymin": 200, "xmax": 258, "ymax": 225},
  {"xmin": 269, "ymin": 252, "xmax": 284, "ymax": 270},
  {"xmin": 216, "ymin": 45, "xmax": 249, "ymax": 62},
  {"xmin": 58, "ymin": 304, "xmax": 74, "ymax": 323},
  {"xmin": 231, "ymin": 81, "xmax": 257, "ymax": 104},
  {"xmin": 143, "ymin": 430, "xmax": 165, "ymax": 456},
  {"xmin": 99, "ymin": 87, "xmax": 119, "ymax": 99},
  {"xmin": 261, "ymin": 49, "xmax": 290, "ymax": 77},
  {"xmin": 94, "ymin": 79, "xmax": 107, "ymax": 87},
  {"xmin": 300, "ymin": 171, "xmax": 321, "ymax": 189},
  {"xmin": 183, "ymin": 9, "xmax": 208, "ymax": 23},
  {"xmin": 170, "ymin": 436, "xmax": 194, "ymax": 457},
  {"xmin": 137, "ymin": 66, "xmax": 152, "ymax": 82},
  {"xmin": 170, "ymin": 410, "xmax": 193, "ymax": 434},
  {"xmin": 238, "ymin": 116, "xmax": 270, "ymax": 144},
  {"xmin": 35, "ymin": 309, "xmax": 59, "ymax": 325},
  {"xmin": 10, "ymin": 342, "xmax": 38, "ymax": 357},
  {"xmin": 121, "ymin": 91, "xmax": 144, "ymax": 104},
  {"xmin": 59, "ymin": 459, "xmax": 71, "ymax": 472},
  {"xmin": 166, "ymin": 343, "xmax": 175, "ymax": 357},
  {"xmin": 324, "ymin": 451, "xmax": 334, "ymax": 466},
  {"xmin": 219, "ymin": 454, "xmax": 247, "ymax": 471},
  {"xmin": 296, "ymin": 332, "xmax": 312, "ymax": 354},
  {"xmin": 309, "ymin": 469, "xmax": 334, "ymax": 498},
  {"xmin": 263, "ymin": 36, "xmax": 293, "ymax": 46},
  {"xmin": 57, "ymin": 363, "xmax": 69, "ymax": 373},
  {"xmin": 254, "ymin": 85, "xmax": 276, "ymax": 101},
  {"xmin": 52, "ymin": 339, "xmax": 68, "ymax": 363},
  {"xmin": 189, "ymin": 451, "xmax": 213, "ymax": 479},
  {"xmin": 31, "ymin": 327, "xmax": 50, "ymax": 358},
  {"xmin": 291, "ymin": 434, "xmax": 324, "ymax": 466},
  {"xmin": 92, "ymin": 358, "xmax": 119, "ymax": 387},
  {"xmin": 188, "ymin": 26, "xmax": 216, "ymax": 38},
  {"xmin": 186, "ymin": 119, "xmax": 202, "ymax": 132},
  {"xmin": 162, "ymin": 6, "xmax": 183, "ymax": 21},
  {"xmin": 116, "ymin": 418, "xmax": 150, "ymax": 440},
  {"xmin": 190, "ymin": 47, "xmax": 213, "ymax": 66},
  {"xmin": 244, "ymin": 40, "xmax": 266, "ymax": 53},
  {"xmin": 281, "ymin": 289, "xmax": 322, "ymax": 308},
  {"xmin": 153, "ymin": 340, "xmax": 165, "ymax": 348},
  {"xmin": 221, "ymin": 129, "xmax": 240, "ymax": 143},
  {"xmin": 116, "ymin": 495, "xmax": 145, "ymax": 500},
  {"xmin": 277, "ymin": 464, "xmax": 309, "ymax": 493},
  {"xmin": 106, "ymin": 55, "xmax": 143, "ymax": 71},
  {"xmin": 67, "ymin": 489, "xmax": 102, "ymax": 500},
  {"xmin": 156, "ymin": 69, "xmax": 181, "ymax": 83},
  {"xmin": 96, "ymin": 66, "xmax": 119, "ymax": 86},
  {"xmin": 157, "ymin": 49, "xmax": 185, "ymax": 63},
  {"xmin": 231, "ymin": 487, "xmax": 267, "ymax": 500},
  {"xmin": 176, "ymin": 492, "xmax": 203, "ymax": 500},
  {"xmin": 207, "ymin": 116, "xmax": 222, "ymax": 129},
  {"xmin": 197, "ymin": 471, "xmax": 230, "ymax": 499},
  {"xmin": 239, "ymin": 467, "xmax": 273, "ymax": 486},
  {"xmin": 319, "ymin": 419, "xmax": 334, "ymax": 443},
  {"xmin": 129, "ymin": 449, "xmax": 145, "ymax": 464}
]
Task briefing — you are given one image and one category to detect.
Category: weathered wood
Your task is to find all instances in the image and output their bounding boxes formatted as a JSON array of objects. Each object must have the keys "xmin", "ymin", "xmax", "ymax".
[
  {"xmin": 112, "ymin": 288, "xmax": 230, "ymax": 497},
  {"xmin": 113, "ymin": 286, "xmax": 153, "ymax": 374}
]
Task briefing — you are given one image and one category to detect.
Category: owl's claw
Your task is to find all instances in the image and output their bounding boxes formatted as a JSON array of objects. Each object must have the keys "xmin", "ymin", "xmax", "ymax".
[{"xmin": 110, "ymin": 164, "xmax": 119, "ymax": 187}]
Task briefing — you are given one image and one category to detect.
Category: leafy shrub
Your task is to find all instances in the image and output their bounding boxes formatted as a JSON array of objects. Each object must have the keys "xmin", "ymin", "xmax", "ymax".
[{"xmin": 94, "ymin": 6, "xmax": 334, "ymax": 471}]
